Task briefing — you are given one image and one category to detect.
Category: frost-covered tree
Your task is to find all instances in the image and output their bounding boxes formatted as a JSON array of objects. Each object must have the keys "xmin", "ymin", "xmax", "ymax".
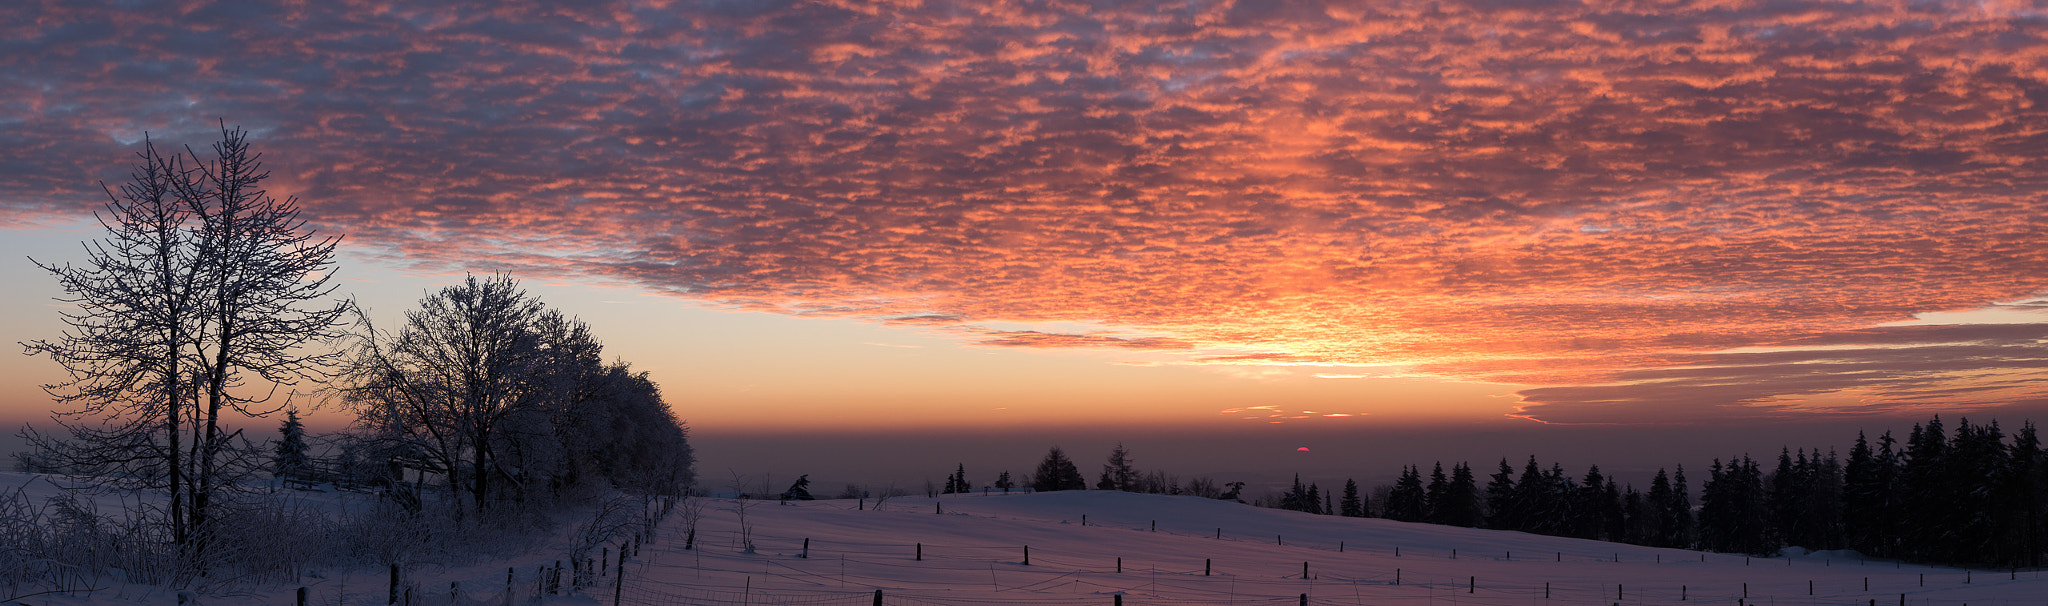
[
  {"xmin": 22, "ymin": 125, "xmax": 349, "ymax": 562},
  {"xmin": 340, "ymin": 275, "xmax": 692, "ymax": 515}
]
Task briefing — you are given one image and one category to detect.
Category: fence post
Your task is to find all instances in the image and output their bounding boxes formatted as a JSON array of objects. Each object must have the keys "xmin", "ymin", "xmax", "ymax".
[
  {"xmin": 389, "ymin": 563, "xmax": 399, "ymax": 605},
  {"xmin": 1152, "ymin": 520, "xmax": 1156, "ymax": 532},
  {"xmin": 803, "ymin": 538, "xmax": 810, "ymax": 559},
  {"xmin": 1303, "ymin": 562, "xmax": 1310, "ymax": 579},
  {"xmin": 1115, "ymin": 595, "xmax": 1123, "ymax": 606},
  {"xmin": 1299, "ymin": 593, "xmax": 1308, "ymax": 606},
  {"xmin": 297, "ymin": 587, "xmax": 307, "ymax": 606},
  {"xmin": 874, "ymin": 589, "xmax": 883, "ymax": 606},
  {"xmin": 1205, "ymin": 559, "xmax": 1211, "ymax": 576},
  {"xmin": 612, "ymin": 551, "xmax": 625, "ymax": 606},
  {"xmin": 1545, "ymin": 582, "xmax": 1549, "ymax": 598},
  {"xmin": 1117, "ymin": 557, "xmax": 1122, "ymax": 573},
  {"xmin": 1470, "ymin": 576, "xmax": 1475, "ymax": 593},
  {"xmin": 1024, "ymin": 545, "xmax": 1030, "ymax": 565},
  {"xmin": 1395, "ymin": 568, "xmax": 1400, "ymax": 585},
  {"xmin": 506, "ymin": 567, "xmax": 514, "ymax": 606},
  {"xmin": 603, "ymin": 548, "xmax": 609, "ymax": 575},
  {"xmin": 916, "ymin": 543, "xmax": 922, "ymax": 561},
  {"xmin": 1681, "ymin": 585, "xmax": 1685, "ymax": 600}
]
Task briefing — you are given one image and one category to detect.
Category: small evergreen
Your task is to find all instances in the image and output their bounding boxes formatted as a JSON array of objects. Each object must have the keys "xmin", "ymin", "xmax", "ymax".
[
  {"xmin": 780, "ymin": 474, "xmax": 814, "ymax": 501},
  {"xmin": 1340, "ymin": 479, "xmax": 1365, "ymax": 517},
  {"xmin": 272, "ymin": 408, "xmax": 310, "ymax": 482}
]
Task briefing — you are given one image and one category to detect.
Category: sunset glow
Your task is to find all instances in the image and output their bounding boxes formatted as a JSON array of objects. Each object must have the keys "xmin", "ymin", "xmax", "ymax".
[{"xmin": 4, "ymin": 0, "xmax": 2047, "ymax": 444}]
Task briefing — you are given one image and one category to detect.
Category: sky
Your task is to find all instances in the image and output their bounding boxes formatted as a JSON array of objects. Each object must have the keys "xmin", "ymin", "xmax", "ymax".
[{"xmin": 4, "ymin": 0, "xmax": 2048, "ymax": 490}]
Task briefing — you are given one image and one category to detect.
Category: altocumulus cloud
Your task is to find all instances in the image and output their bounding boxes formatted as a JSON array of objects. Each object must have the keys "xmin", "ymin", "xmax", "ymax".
[{"xmin": 4, "ymin": 0, "xmax": 2048, "ymax": 422}]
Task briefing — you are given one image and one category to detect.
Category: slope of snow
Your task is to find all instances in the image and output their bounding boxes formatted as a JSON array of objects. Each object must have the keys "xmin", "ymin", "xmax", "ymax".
[
  {"xmin": 624, "ymin": 491, "xmax": 2047, "ymax": 605},
  {"xmin": 7, "ymin": 477, "xmax": 2042, "ymax": 606}
]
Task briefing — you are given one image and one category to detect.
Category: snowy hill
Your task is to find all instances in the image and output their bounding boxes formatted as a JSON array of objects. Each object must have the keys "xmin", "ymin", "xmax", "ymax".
[
  {"xmin": 5, "ymin": 477, "xmax": 2038, "ymax": 605},
  {"xmin": 617, "ymin": 490, "xmax": 2042, "ymax": 606}
]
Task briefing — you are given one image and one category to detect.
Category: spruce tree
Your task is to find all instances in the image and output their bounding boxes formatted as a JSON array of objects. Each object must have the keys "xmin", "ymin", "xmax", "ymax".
[
  {"xmin": 1104, "ymin": 443, "xmax": 1136, "ymax": 491},
  {"xmin": 1768, "ymin": 447, "xmax": 1800, "ymax": 546},
  {"xmin": 272, "ymin": 408, "xmax": 310, "ymax": 482},
  {"xmin": 2007, "ymin": 423, "xmax": 2045, "ymax": 567},
  {"xmin": 995, "ymin": 471, "xmax": 1014, "ymax": 493},
  {"xmin": 1509, "ymin": 457, "xmax": 1548, "ymax": 533},
  {"xmin": 1842, "ymin": 432, "xmax": 1882, "ymax": 554},
  {"xmin": 1031, "ymin": 447, "xmax": 1085, "ymax": 491},
  {"xmin": 1443, "ymin": 462, "xmax": 1480, "ymax": 527},
  {"xmin": 1485, "ymin": 458, "xmax": 1517, "ymax": 530},
  {"xmin": 1423, "ymin": 462, "xmax": 1450, "ymax": 524},
  {"xmin": 1387, "ymin": 466, "xmax": 1427, "ymax": 522},
  {"xmin": 781, "ymin": 474, "xmax": 814, "ymax": 501},
  {"xmin": 1576, "ymin": 465, "xmax": 1609, "ymax": 540},
  {"xmin": 1341, "ymin": 479, "xmax": 1364, "ymax": 517},
  {"xmin": 1645, "ymin": 469, "xmax": 1675, "ymax": 547}
]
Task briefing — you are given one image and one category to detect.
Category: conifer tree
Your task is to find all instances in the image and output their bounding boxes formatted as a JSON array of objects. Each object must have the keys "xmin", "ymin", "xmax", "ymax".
[
  {"xmin": 1443, "ymin": 462, "xmax": 1480, "ymax": 527},
  {"xmin": 995, "ymin": 471, "xmax": 1014, "ymax": 494},
  {"xmin": 781, "ymin": 475, "xmax": 814, "ymax": 501},
  {"xmin": 1484, "ymin": 458, "xmax": 1517, "ymax": 530},
  {"xmin": 1423, "ymin": 462, "xmax": 1450, "ymax": 524},
  {"xmin": 271, "ymin": 408, "xmax": 310, "ymax": 482},
  {"xmin": 1843, "ymin": 432, "xmax": 1883, "ymax": 554},
  {"xmin": 1031, "ymin": 447, "xmax": 1085, "ymax": 491},
  {"xmin": 1669, "ymin": 465, "xmax": 1695, "ymax": 548},
  {"xmin": 1387, "ymin": 466, "xmax": 1427, "ymax": 522},
  {"xmin": 1103, "ymin": 443, "xmax": 1136, "ymax": 491},
  {"xmin": 1280, "ymin": 474, "xmax": 1309, "ymax": 512},
  {"xmin": 1340, "ymin": 479, "xmax": 1365, "ymax": 517},
  {"xmin": 2007, "ymin": 423, "xmax": 2045, "ymax": 566},
  {"xmin": 1576, "ymin": 465, "xmax": 1609, "ymax": 540}
]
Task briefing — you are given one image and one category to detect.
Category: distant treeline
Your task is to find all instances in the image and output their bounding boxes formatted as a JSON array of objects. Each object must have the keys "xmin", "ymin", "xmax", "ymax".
[
  {"xmin": 947, "ymin": 416, "xmax": 2048, "ymax": 569},
  {"xmin": 1270, "ymin": 416, "xmax": 2046, "ymax": 568}
]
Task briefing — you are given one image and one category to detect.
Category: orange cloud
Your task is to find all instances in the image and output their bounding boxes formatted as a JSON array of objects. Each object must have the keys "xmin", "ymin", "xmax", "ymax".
[{"xmin": 4, "ymin": 0, "xmax": 2047, "ymax": 422}]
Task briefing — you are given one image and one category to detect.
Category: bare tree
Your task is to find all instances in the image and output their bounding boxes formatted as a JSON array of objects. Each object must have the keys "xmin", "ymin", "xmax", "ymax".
[
  {"xmin": 21, "ymin": 125, "xmax": 347, "ymax": 566},
  {"xmin": 340, "ymin": 275, "xmax": 549, "ymax": 517},
  {"xmin": 172, "ymin": 124, "xmax": 349, "ymax": 550}
]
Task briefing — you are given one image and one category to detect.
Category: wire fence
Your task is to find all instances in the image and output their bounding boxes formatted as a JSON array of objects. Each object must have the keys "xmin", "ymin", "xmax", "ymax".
[{"xmin": 598, "ymin": 509, "xmax": 2048, "ymax": 606}]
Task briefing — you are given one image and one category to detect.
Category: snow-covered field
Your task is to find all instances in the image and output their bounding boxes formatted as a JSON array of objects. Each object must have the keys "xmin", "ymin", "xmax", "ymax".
[
  {"xmin": 7, "ymin": 475, "xmax": 2044, "ymax": 606},
  {"xmin": 625, "ymin": 491, "xmax": 2047, "ymax": 606}
]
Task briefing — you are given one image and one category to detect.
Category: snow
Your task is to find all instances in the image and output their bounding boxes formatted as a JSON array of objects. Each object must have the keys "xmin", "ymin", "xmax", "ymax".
[
  {"xmin": 623, "ymin": 491, "xmax": 2046, "ymax": 605},
  {"xmin": 6, "ymin": 477, "xmax": 2044, "ymax": 605}
]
